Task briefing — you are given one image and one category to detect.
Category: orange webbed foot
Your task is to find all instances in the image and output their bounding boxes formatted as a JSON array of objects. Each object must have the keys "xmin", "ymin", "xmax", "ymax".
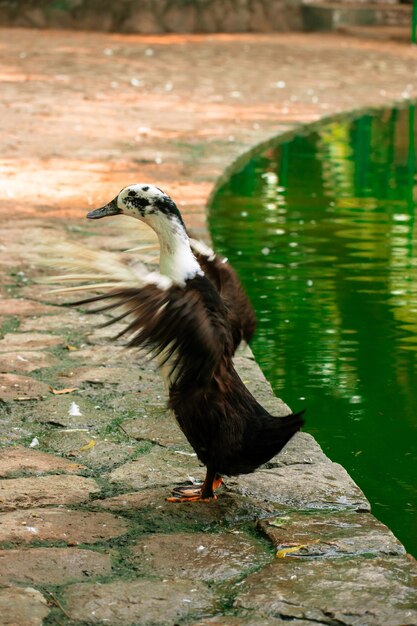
[{"xmin": 166, "ymin": 475, "xmax": 223, "ymax": 503}]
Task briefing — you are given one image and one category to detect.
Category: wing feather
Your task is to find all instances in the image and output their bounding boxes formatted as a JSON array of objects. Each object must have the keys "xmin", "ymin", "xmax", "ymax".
[
  {"xmin": 189, "ymin": 238, "xmax": 257, "ymax": 350},
  {"xmin": 72, "ymin": 276, "xmax": 230, "ymax": 391}
]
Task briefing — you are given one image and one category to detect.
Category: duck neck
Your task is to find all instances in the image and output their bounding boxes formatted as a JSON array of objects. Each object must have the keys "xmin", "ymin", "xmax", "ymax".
[{"xmin": 149, "ymin": 215, "xmax": 202, "ymax": 285}]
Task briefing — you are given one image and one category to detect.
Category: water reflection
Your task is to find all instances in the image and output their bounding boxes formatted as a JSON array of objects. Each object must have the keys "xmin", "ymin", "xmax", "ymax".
[{"xmin": 210, "ymin": 104, "xmax": 417, "ymax": 557}]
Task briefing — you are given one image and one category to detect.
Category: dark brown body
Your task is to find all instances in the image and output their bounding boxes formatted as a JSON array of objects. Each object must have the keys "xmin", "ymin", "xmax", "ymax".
[{"xmin": 166, "ymin": 275, "xmax": 303, "ymax": 492}]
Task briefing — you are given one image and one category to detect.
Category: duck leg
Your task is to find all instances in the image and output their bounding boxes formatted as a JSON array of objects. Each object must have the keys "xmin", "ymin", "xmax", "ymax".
[{"xmin": 166, "ymin": 467, "xmax": 223, "ymax": 503}]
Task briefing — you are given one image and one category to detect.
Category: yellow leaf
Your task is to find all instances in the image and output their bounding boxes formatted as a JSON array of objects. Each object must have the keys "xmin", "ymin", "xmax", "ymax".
[
  {"xmin": 277, "ymin": 545, "xmax": 307, "ymax": 558},
  {"xmin": 66, "ymin": 345, "xmax": 77, "ymax": 351},
  {"xmin": 276, "ymin": 540, "xmax": 320, "ymax": 558},
  {"xmin": 79, "ymin": 439, "xmax": 96, "ymax": 452}
]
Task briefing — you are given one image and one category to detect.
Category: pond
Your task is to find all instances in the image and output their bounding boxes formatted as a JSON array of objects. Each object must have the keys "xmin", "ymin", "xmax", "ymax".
[{"xmin": 209, "ymin": 104, "xmax": 417, "ymax": 557}]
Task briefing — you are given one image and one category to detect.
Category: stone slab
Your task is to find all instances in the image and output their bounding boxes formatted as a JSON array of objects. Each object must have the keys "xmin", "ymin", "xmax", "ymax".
[
  {"xmin": 191, "ymin": 616, "xmax": 312, "ymax": 626},
  {"xmin": 121, "ymin": 411, "xmax": 190, "ymax": 449},
  {"xmin": 229, "ymin": 462, "xmax": 370, "ymax": 511},
  {"xmin": 233, "ymin": 354, "xmax": 292, "ymax": 417},
  {"xmin": 0, "ymin": 373, "xmax": 50, "ymax": 401},
  {"xmin": 63, "ymin": 578, "xmax": 216, "ymax": 625},
  {"xmin": 57, "ymin": 365, "xmax": 147, "ymax": 393},
  {"xmin": 67, "ymin": 344, "xmax": 140, "ymax": 366},
  {"xmin": 0, "ymin": 446, "xmax": 85, "ymax": 477},
  {"xmin": 0, "ymin": 350, "xmax": 59, "ymax": 373},
  {"xmin": 0, "ymin": 507, "xmax": 130, "ymax": 544},
  {"xmin": 43, "ymin": 430, "xmax": 136, "ymax": 469},
  {"xmin": 0, "ymin": 474, "xmax": 99, "ymax": 510},
  {"xmin": 108, "ymin": 389, "xmax": 167, "ymax": 416},
  {"xmin": 0, "ymin": 546, "xmax": 111, "ymax": 584},
  {"xmin": 131, "ymin": 531, "xmax": 271, "ymax": 581},
  {"xmin": 0, "ymin": 332, "xmax": 63, "ymax": 351},
  {"xmin": 19, "ymin": 311, "xmax": 89, "ymax": 332},
  {"xmin": 28, "ymin": 395, "xmax": 114, "ymax": 430},
  {"xmin": 0, "ymin": 586, "xmax": 49, "ymax": 626},
  {"xmin": 0, "ymin": 413, "xmax": 32, "ymax": 445},
  {"xmin": 234, "ymin": 556, "xmax": 417, "ymax": 626},
  {"xmin": 259, "ymin": 511, "xmax": 405, "ymax": 558},
  {"xmin": 94, "ymin": 488, "xmax": 276, "ymax": 531},
  {"xmin": 266, "ymin": 432, "xmax": 330, "ymax": 467},
  {"xmin": 109, "ymin": 446, "xmax": 203, "ymax": 490},
  {"xmin": 0, "ymin": 298, "xmax": 60, "ymax": 316}
]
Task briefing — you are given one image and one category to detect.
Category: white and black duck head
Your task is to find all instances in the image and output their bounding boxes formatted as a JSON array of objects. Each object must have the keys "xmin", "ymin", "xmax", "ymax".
[{"xmin": 87, "ymin": 184, "xmax": 202, "ymax": 286}]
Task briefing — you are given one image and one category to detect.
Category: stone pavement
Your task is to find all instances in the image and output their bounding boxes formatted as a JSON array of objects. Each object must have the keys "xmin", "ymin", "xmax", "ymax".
[{"xmin": 1, "ymin": 28, "xmax": 417, "ymax": 625}]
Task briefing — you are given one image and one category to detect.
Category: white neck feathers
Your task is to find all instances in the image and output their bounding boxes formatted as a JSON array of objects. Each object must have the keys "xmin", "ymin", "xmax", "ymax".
[{"xmin": 148, "ymin": 214, "xmax": 203, "ymax": 285}]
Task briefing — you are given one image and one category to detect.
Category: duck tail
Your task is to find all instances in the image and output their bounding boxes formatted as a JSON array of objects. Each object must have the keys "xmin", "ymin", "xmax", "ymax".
[
  {"xmin": 246, "ymin": 409, "xmax": 305, "ymax": 470},
  {"xmin": 271, "ymin": 409, "xmax": 305, "ymax": 448},
  {"xmin": 280, "ymin": 408, "xmax": 305, "ymax": 435}
]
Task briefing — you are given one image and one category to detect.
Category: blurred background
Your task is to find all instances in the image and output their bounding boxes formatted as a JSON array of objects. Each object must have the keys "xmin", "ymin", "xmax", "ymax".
[{"xmin": 0, "ymin": 0, "xmax": 413, "ymax": 41}]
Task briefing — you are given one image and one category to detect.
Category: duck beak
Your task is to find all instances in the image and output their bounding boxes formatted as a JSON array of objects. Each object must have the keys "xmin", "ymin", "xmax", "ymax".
[{"xmin": 87, "ymin": 198, "xmax": 121, "ymax": 219}]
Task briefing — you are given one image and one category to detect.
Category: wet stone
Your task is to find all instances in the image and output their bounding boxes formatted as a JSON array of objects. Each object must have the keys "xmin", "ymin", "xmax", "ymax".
[
  {"xmin": 0, "ymin": 446, "xmax": 85, "ymax": 477},
  {"xmin": 131, "ymin": 530, "xmax": 271, "ymax": 581},
  {"xmin": 0, "ymin": 474, "xmax": 99, "ymax": 510},
  {"xmin": 64, "ymin": 578, "xmax": 216, "ymax": 625},
  {"xmin": 0, "ymin": 332, "xmax": 63, "ymax": 351},
  {"xmin": 109, "ymin": 445, "xmax": 203, "ymax": 490},
  {"xmin": 0, "ymin": 373, "xmax": 50, "ymax": 401},
  {"xmin": 234, "ymin": 556, "xmax": 417, "ymax": 626},
  {"xmin": 0, "ymin": 547, "xmax": 112, "ymax": 585},
  {"xmin": 94, "ymin": 488, "xmax": 276, "ymax": 532},
  {"xmin": 0, "ymin": 507, "xmax": 130, "ymax": 544},
  {"xmin": 229, "ymin": 462, "xmax": 370, "ymax": 512},
  {"xmin": 259, "ymin": 510, "xmax": 405, "ymax": 558},
  {"xmin": 0, "ymin": 350, "xmax": 59, "ymax": 373},
  {"xmin": 0, "ymin": 586, "xmax": 49, "ymax": 626}
]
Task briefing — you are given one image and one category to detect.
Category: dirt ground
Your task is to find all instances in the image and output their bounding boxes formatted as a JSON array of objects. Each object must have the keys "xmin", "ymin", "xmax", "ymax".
[{"xmin": 1, "ymin": 28, "xmax": 417, "ymax": 228}]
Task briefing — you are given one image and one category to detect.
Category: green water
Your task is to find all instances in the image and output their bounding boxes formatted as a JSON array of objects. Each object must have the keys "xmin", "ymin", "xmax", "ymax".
[{"xmin": 210, "ymin": 105, "xmax": 417, "ymax": 557}]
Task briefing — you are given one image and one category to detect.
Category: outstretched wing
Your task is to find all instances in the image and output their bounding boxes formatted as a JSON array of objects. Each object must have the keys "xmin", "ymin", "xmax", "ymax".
[
  {"xmin": 44, "ymin": 243, "xmax": 230, "ymax": 391},
  {"xmin": 73, "ymin": 278, "xmax": 230, "ymax": 392},
  {"xmin": 189, "ymin": 238, "xmax": 257, "ymax": 351}
]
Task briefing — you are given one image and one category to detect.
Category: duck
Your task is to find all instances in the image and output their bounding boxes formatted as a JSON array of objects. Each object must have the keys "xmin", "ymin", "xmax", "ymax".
[{"xmin": 59, "ymin": 184, "xmax": 304, "ymax": 502}]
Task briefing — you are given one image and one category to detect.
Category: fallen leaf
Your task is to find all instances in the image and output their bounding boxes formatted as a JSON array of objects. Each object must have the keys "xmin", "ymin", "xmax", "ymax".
[
  {"xmin": 49, "ymin": 386, "xmax": 78, "ymax": 395},
  {"xmin": 277, "ymin": 545, "xmax": 308, "ymax": 558},
  {"xmin": 79, "ymin": 439, "xmax": 96, "ymax": 452},
  {"xmin": 66, "ymin": 345, "xmax": 77, "ymax": 351},
  {"xmin": 277, "ymin": 540, "xmax": 320, "ymax": 558}
]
